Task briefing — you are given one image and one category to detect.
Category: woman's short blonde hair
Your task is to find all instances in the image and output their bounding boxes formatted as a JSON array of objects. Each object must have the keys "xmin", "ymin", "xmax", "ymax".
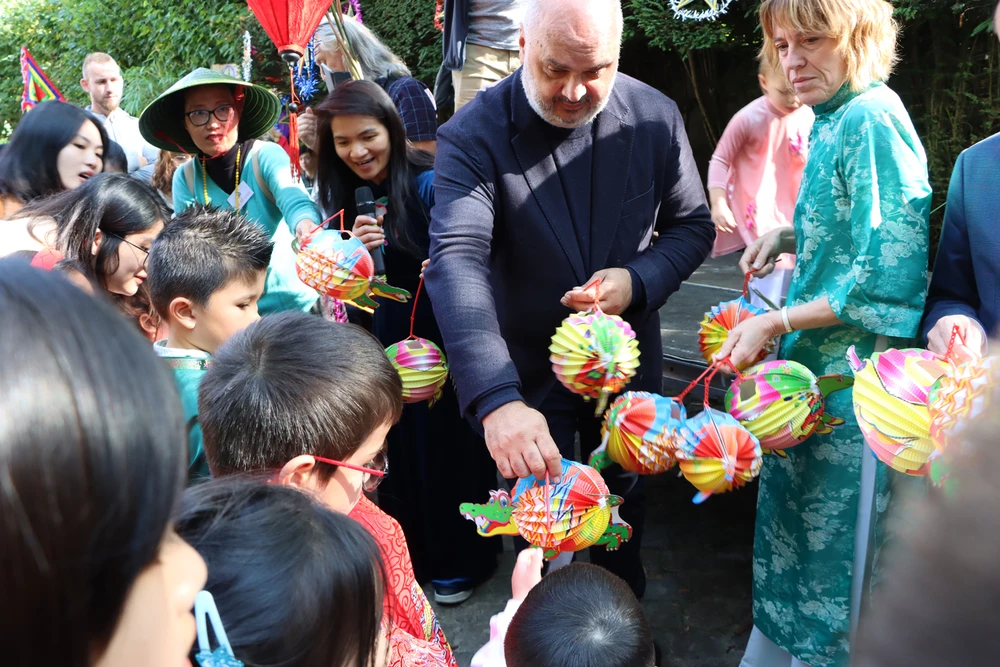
[{"xmin": 759, "ymin": 0, "xmax": 898, "ymax": 92}]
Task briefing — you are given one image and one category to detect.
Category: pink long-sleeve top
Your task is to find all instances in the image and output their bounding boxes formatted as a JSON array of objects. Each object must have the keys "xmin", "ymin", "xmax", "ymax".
[{"xmin": 708, "ymin": 96, "xmax": 814, "ymax": 267}]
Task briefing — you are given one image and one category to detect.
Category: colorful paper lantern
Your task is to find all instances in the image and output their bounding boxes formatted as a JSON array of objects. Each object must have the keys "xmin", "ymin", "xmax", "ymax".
[
  {"xmin": 385, "ymin": 337, "xmax": 449, "ymax": 406},
  {"xmin": 929, "ymin": 356, "xmax": 997, "ymax": 453},
  {"xmin": 549, "ymin": 308, "xmax": 640, "ymax": 414},
  {"xmin": 698, "ymin": 297, "xmax": 773, "ymax": 369},
  {"xmin": 675, "ymin": 408, "xmax": 762, "ymax": 503},
  {"xmin": 589, "ymin": 392, "xmax": 685, "ymax": 474},
  {"xmin": 458, "ymin": 459, "xmax": 632, "ymax": 559},
  {"xmin": 725, "ymin": 360, "xmax": 853, "ymax": 453},
  {"xmin": 847, "ymin": 346, "xmax": 950, "ymax": 476},
  {"xmin": 296, "ymin": 230, "xmax": 372, "ymax": 301}
]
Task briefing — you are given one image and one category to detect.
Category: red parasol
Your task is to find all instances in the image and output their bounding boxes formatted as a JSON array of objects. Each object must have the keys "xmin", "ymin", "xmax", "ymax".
[{"xmin": 246, "ymin": 0, "xmax": 330, "ymax": 177}]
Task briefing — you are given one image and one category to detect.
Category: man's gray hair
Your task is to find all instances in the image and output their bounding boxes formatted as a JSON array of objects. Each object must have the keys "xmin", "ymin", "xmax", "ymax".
[
  {"xmin": 521, "ymin": 0, "xmax": 624, "ymax": 45},
  {"xmin": 314, "ymin": 18, "xmax": 410, "ymax": 80}
]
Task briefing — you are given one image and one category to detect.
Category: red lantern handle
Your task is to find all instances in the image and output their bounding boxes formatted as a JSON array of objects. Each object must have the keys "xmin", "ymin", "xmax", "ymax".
[{"xmin": 408, "ymin": 275, "xmax": 424, "ymax": 339}]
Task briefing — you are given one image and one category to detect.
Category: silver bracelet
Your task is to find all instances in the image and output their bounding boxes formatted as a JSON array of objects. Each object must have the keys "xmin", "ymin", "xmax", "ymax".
[{"xmin": 780, "ymin": 306, "xmax": 794, "ymax": 334}]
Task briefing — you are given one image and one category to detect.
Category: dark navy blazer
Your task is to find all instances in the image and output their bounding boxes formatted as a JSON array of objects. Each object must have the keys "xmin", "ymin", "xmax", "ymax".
[
  {"xmin": 923, "ymin": 132, "xmax": 1000, "ymax": 341},
  {"xmin": 425, "ymin": 68, "xmax": 715, "ymax": 423}
]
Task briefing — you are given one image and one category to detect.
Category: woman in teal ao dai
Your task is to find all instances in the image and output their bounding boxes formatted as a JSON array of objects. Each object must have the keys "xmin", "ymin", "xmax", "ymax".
[{"xmin": 716, "ymin": 0, "xmax": 931, "ymax": 665}]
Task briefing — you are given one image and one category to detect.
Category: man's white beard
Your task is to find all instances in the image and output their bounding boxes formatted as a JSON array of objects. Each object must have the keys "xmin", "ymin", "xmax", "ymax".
[{"xmin": 521, "ymin": 64, "xmax": 616, "ymax": 129}]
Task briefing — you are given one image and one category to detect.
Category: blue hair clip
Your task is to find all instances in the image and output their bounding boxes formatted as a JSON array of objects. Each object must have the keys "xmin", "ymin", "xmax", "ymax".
[{"xmin": 193, "ymin": 590, "xmax": 244, "ymax": 667}]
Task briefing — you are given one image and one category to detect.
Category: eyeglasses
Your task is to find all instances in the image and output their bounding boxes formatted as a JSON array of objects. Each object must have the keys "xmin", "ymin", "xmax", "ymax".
[
  {"xmin": 109, "ymin": 232, "xmax": 150, "ymax": 267},
  {"xmin": 313, "ymin": 450, "xmax": 388, "ymax": 492},
  {"xmin": 185, "ymin": 104, "xmax": 235, "ymax": 127}
]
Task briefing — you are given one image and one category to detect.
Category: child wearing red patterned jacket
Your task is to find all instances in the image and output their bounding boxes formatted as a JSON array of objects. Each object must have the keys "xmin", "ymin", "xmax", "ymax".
[{"xmin": 198, "ymin": 311, "xmax": 457, "ymax": 667}]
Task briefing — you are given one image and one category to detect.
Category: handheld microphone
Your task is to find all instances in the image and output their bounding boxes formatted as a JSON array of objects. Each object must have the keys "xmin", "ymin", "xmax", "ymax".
[{"xmin": 355, "ymin": 185, "xmax": 385, "ymax": 275}]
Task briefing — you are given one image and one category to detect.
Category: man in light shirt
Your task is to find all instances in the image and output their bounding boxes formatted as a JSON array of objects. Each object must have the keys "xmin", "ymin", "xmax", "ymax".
[
  {"xmin": 442, "ymin": 0, "xmax": 526, "ymax": 112},
  {"xmin": 81, "ymin": 52, "xmax": 158, "ymax": 175}
]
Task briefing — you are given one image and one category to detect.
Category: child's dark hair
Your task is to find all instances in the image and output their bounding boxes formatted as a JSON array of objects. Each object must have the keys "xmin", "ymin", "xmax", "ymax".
[
  {"xmin": 176, "ymin": 478, "xmax": 387, "ymax": 667},
  {"xmin": 198, "ymin": 312, "xmax": 403, "ymax": 478},
  {"xmin": 147, "ymin": 205, "xmax": 273, "ymax": 319},
  {"xmin": 103, "ymin": 140, "xmax": 128, "ymax": 173},
  {"xmin": 854, "ymin": 382, "xmax": 1000, "ymax": 666},
  {"xmin": 0, "ymin": 259, "xmax": 186, "ymax": 665},
  {"xmin": 113, "ymin": 281, "xmax": 161, "ymax": 340},
  {"xmin": 505, "ymin": 563, "xmax": 655, "ymax": 667}
]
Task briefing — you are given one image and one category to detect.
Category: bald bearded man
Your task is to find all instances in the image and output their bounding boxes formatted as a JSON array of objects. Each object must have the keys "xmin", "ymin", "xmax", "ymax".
[{"xmin": 425, "ymin": 0, "xmax": 713, "ymax": 596}]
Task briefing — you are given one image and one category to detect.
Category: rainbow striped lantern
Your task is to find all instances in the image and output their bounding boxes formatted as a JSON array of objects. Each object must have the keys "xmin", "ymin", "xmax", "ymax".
[
  {"xmin": 459, "ymin": 459, "xmax": 632, "ymax": 560},
  {"xmin": 848, "ymin": 347, "xmax": 950, "ymax": 476},
  {"xmin": 928, "ymin": 356, "xmax": 998, "ymax": 488},
  {"xmin": 296, "ymin": 230, "xmax": 372, "ymax": 301},
  {"xmin": 549, "ymin": 308, "xmax": 640, "ymax": 415},
  {"xmin": 698, "ymin": 297, "xmax": 773, "ymax": 370},
  {"xmin": 725, "ymin": 360, "xmax": 853, "ymax": 454},
  {"xmin": 589, "ymin": 392, "xmax": 685, "ymax": 474},
  {"xmin": 675, "ymin": 408, "xmax": 762, "ymax": 504},
  {"xmin": 385, "ymin": 337, "xmax": 449, "ymax": 407}
]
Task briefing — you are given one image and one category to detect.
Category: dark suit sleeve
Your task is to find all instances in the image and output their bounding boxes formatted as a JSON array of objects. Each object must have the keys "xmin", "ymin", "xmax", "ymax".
[
  {"xmin": 626, "ymin": 102, "xmax": 715, "ymax": 312},
  {"xmin": 426, "ymin": 123, "xmax": 524, "ymax": 424},
  {"xmin": 922, "ymin": 150, "xmax": 982, "ymax": 341}
]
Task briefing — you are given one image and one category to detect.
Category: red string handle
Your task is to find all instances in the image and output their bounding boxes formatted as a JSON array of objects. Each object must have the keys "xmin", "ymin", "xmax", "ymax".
[
  {"xmin": 675, "ymin": 356, "xmax": 743, "ymax": 405},
  {"xmin": 298, "ymin": 210, "xmax": 346, "ymax": 251},
  {"xmin": 408, "ymin": 276, "xmax": 424, "ymax": 339},
  {"xmin": 943, "ymin": 323, "xmax": 967, "ymax": 363},
  {"xmin": 742, "ymin": 270, "xmax": 754, "ymax": 300}
]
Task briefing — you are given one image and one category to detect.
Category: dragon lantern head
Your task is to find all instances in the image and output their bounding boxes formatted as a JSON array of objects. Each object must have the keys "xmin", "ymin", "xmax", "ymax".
[{"xmin": 459, "ymin": 489, "xmax": 518, "ymax": 537}]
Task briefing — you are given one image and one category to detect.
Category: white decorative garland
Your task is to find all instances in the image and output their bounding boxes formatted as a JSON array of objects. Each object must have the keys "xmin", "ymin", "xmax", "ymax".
[
  {"xmin": 670, "ymin": 0, "xmax": 735, "ymax": 21},
  {"xmin": 242, "ymin": 31, "xmax": 252, "ymax": 82}
]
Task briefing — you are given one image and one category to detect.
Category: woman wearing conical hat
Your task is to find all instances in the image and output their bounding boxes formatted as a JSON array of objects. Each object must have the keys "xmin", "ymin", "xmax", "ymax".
[{"xmin": 140, "ymin": 68, "xmax": 319, "ymax": 314}]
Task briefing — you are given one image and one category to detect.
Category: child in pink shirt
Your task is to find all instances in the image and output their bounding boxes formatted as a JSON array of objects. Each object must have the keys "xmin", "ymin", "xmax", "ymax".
[{"xmin": 708, "ymin": 61, "xmax": 814, "ymax": 309}]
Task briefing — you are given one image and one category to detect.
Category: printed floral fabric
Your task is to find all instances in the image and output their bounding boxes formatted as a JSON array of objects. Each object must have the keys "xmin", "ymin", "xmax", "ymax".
[
  {"xmin": 350, "ymin": 496, "xmax": 458, "ymax": 667},
  {"xmin": 753, "ymin": 83, "xmax": 931, "ymax": 667}
]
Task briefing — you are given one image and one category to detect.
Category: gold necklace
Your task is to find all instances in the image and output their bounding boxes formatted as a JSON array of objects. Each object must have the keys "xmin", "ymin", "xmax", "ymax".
[{"xmin": 200, "ymin": 144, "xmax": 242, "ymax": 208}]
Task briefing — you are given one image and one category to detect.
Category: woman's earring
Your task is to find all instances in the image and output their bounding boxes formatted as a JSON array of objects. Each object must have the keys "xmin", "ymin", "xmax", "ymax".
[{"xmin": 193, "ymin": 590, "xmax": 244, "ymax": 667}]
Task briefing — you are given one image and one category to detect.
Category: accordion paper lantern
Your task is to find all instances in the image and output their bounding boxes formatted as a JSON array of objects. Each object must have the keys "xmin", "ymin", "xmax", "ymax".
[
  {"xmin": 385, "ymin": 337, "xmax": 449, "ymax": 407},
  {"xmin": 675, "ymin": 408, "xmax": 762, "ymax": 503},
  {"xmin": 928, "ymin": 356, "xmax": 997, "ymax": 453},
  {"xmin": 459, "ymin": 459, "xmax": 632, "ymax": 559},
  {"xmin": 549, "ymin": 308, "xmax": 640, "ymax": 414},
  {"xmin": 725, "ymin": 360, "xmax": 852, "ymax": 453},
  {"xmin": 848, "ymin": 346, "xmax": 950, "ymax": 476},
  {"xmin": 296, "ymin": 230, "xmax": 372, "ymax": 301},
  {"xmin": 698, "ymin": 297, "xmax": 773, "ymax": 369},
  {"xmin": 590, "ymin": 392, "xmax": 685, "ymax": 474}
]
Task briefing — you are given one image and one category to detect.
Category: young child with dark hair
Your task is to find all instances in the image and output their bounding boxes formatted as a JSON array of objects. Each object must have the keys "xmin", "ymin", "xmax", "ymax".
[
  {"xmin": 473, "ymin": 552, "xmax": 657, "ymax": 667},
  {"xmin": 147, "ymin": 205, "xmax": 272, "ymax": 481},
  {"xmin": 199, "ymin": 311, "xmax": 457, "ymax": 667},
  {"xmin": 176, "ymin": 478, "xmax": 390, "ymax": 667}
]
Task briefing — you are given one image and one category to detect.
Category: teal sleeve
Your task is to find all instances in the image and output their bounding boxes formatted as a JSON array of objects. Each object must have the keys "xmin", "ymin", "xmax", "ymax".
[
  {"xmin": 257, "ymin": 143, "xmax": 321, "ymax": 234},
  {"xmin": 829, "ymin": 104, "xmax": 931, "ymax": 338},
  {"xmin": 172, "ymin": 160, "xmax": 200, "ymax": 215}
]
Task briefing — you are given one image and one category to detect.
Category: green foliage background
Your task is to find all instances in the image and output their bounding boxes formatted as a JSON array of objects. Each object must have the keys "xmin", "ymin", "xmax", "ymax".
[{"xmin": 1, "ymin": 0, "xmax": 997, "ymax": 246}]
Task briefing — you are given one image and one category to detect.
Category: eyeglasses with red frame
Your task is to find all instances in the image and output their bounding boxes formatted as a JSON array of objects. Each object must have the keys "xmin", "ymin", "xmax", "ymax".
[{"xmin": 313, "ymin": 450, "xmax": 388, "ymax": 492}]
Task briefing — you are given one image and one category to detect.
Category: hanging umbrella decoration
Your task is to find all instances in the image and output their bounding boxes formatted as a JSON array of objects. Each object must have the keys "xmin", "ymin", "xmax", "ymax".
[
  {"xmin": 384, "ymin": 277, "xmax": 450, "ymax": 406},
  {"xmin": 698, "ymin": 272, "xmax": 775, "ymax": 370},
  {"xmin": 725, "ymin": 359, "xmax": 853, "ymax": 456},
  {"xmin": 847, "ymin": 346, "xmax": 950, "ymax": 476},
  {"xmin": 294, "ymin": 211, "xmax": 410, "ymax": 310},
  {"xmin": 459, "ymin": 459, "xmax": 632, "ymax": 559},
  {"xmin": 589, "ymin": 391, "xmax": 686, "ymax": 475},
  {"xmin": 549, "ymin": 277, "xmax": 641, "ymax": 416},
  {"xmin": 246, "ymin": 0, "xmax": 343, "ymax": 179}
]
